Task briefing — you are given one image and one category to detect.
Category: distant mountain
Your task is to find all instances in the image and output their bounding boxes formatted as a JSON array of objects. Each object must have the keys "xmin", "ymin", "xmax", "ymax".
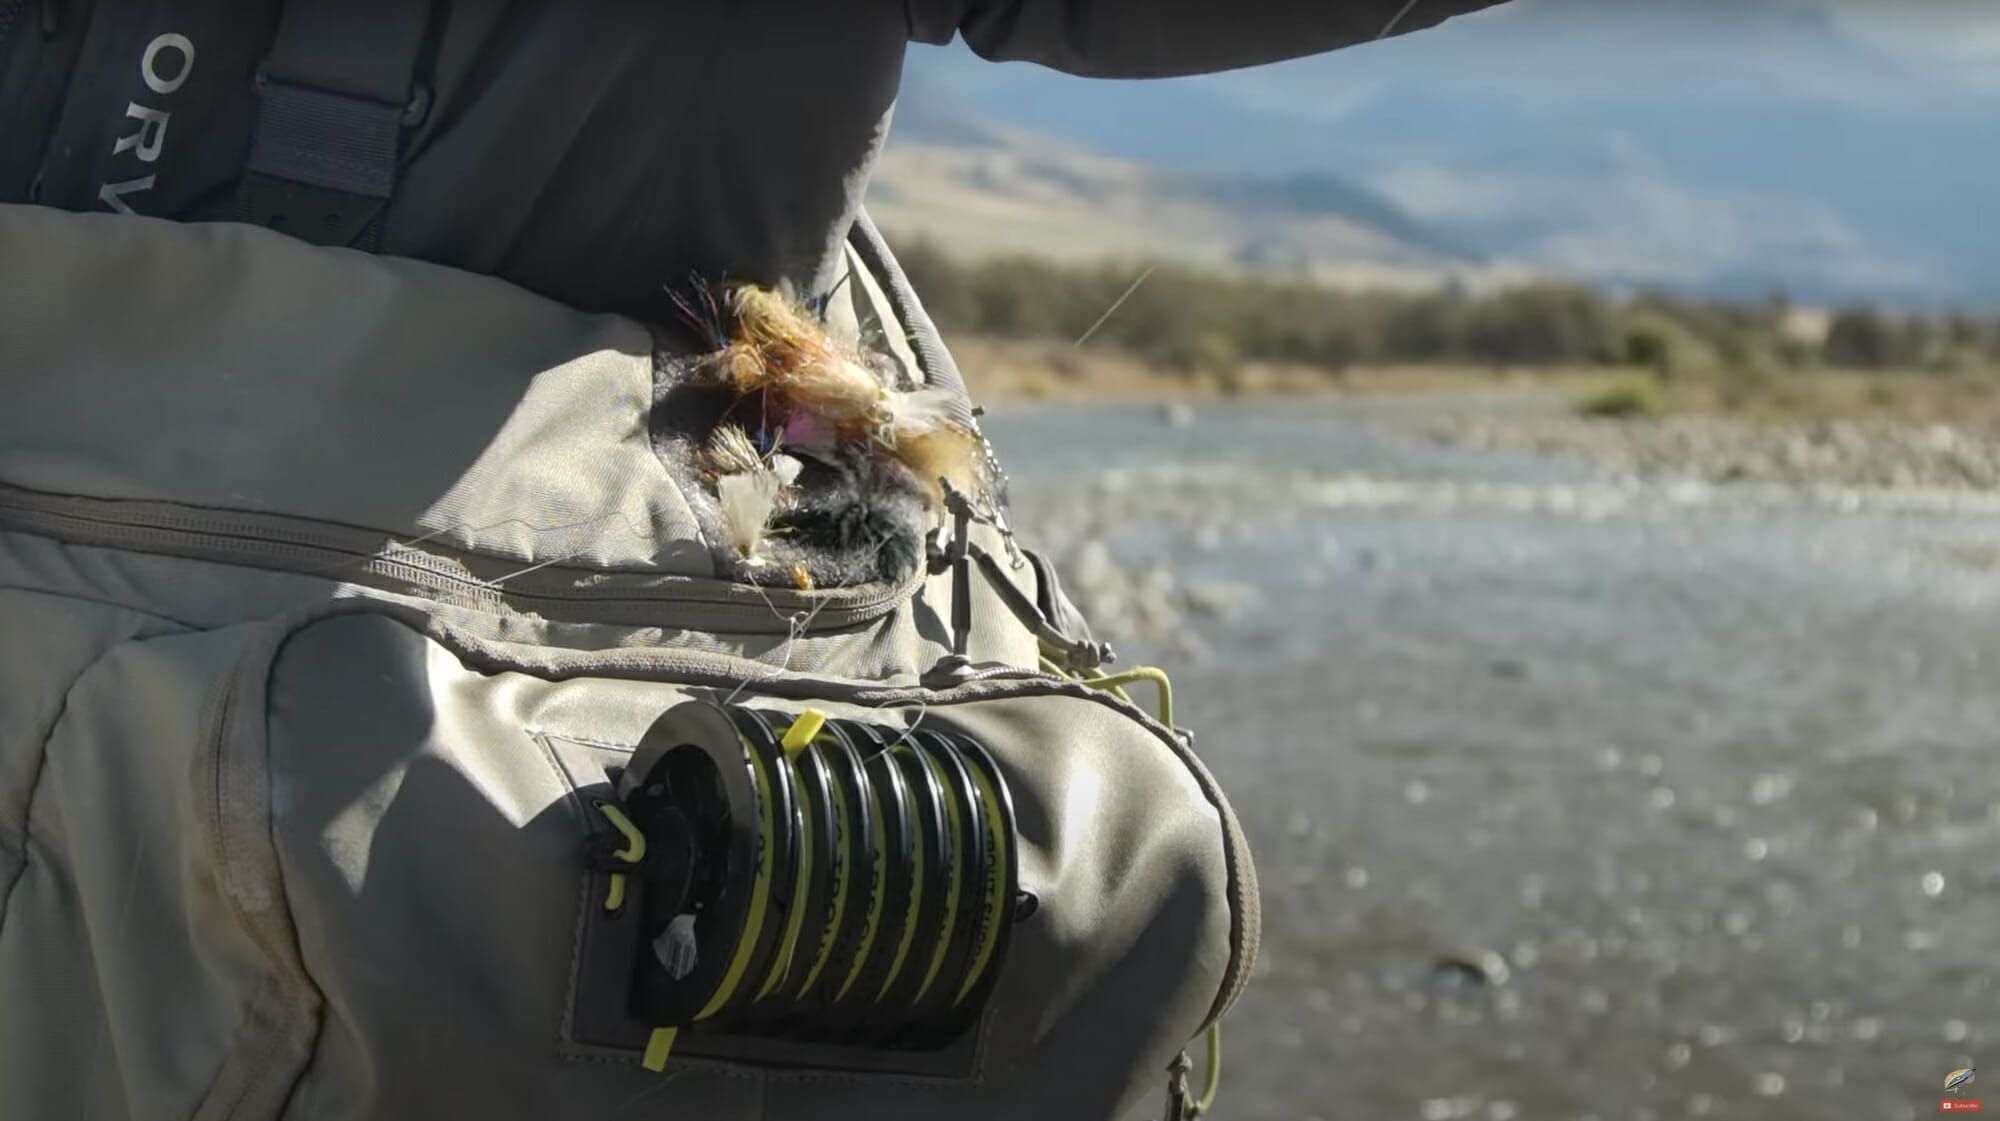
[
  {"xmin": 871, "ymin": 74, "xmax": 1521, "ymax": 292},
  {"xmin": 892, "ymin": 0, "xmax": 2000, "ymax": 308}
]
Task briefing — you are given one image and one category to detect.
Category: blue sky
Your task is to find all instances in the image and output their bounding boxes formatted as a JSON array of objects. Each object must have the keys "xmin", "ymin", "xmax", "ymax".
[{"xmin": 900, "ymin": 0, "xmax": 2000, "ymax": 305}]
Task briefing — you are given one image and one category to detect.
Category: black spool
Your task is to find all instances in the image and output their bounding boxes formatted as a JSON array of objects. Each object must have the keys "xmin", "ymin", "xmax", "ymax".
[
  {"xmin": 838, "ymin": 721, "xmax": 923, "ymax": 1016},
  {"xmin": 901, "ymin": 730, "xmax": 990, "ymax": 1029},
  {"xmin": 797, "ymin": 722, "xmax": 880, "ymax": 1013},
  {"xmin": 623, "ymin": 702, "xmax": 776, "ymax": 1026},
  {"xmin": 912, "ymin": 729, "xmax": 1014, "ymax": 1016},
  {"xmin": 749, "ymin": 730, "xmax": 841, "ymax": 1008},
  {"xmin": 720, "ymin": 706, "xmax": 806, "ymax": 1015},
  {"xmin": 611, "ymin": 699, "xmax": 1021, "ymax": 1052},
  {"xmin": 949, "ymin": 734, "xmax": 1020, "ymax": 1013},
  {"xmin": 873, "ymin": 739, "xmax": 957, "ymax": 1023}
]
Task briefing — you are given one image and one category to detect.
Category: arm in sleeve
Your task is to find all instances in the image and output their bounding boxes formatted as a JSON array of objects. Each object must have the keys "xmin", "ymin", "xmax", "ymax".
[{"xmin": 906, "ymin": 0, "xmax": 1513, "ymax": 78}]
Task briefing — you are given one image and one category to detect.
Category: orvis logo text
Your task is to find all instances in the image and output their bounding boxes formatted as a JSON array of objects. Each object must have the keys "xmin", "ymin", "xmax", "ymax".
[{"xmin": 97, "ymin": 33, "xmax": 195, "ymax": 215}]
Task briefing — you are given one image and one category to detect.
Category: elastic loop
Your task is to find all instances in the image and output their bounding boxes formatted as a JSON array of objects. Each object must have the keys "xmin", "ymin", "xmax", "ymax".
[{"xmin": 1193, "ymin": 1023, "xmax": 1221, "ymax": 1117}]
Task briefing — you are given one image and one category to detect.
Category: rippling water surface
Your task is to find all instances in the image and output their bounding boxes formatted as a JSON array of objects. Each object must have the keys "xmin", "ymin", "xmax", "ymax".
[{"xmin": 982, "ymin": 399, "xmax": 2000, "ymax": 1121}]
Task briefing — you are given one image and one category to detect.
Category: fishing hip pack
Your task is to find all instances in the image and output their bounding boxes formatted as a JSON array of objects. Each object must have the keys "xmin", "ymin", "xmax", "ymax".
[{"xmin": 0, "ymin": 204, "xmax": 1259, "ymax": 1121}]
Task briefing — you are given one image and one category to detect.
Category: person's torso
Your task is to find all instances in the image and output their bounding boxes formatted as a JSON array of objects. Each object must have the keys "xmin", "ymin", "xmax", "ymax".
[{"xmin": 0, "ymin": 0, "xmax": 912, "ymax": 319}]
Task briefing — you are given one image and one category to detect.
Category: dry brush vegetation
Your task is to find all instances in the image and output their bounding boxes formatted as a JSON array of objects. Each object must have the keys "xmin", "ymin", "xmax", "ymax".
[{"xmin": 894, "ymin": 237, "xmax": 2000, "ymax": 428}]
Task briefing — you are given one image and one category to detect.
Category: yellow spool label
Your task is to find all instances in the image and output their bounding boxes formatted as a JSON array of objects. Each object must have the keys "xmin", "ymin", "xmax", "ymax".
[
  {"xmin": 642, "ymin": 1026, "xmax": 678, "ymax": 1072},
  {"xmin": 781, "ymin": 710, "xmax": 826, "ymax": 757}
]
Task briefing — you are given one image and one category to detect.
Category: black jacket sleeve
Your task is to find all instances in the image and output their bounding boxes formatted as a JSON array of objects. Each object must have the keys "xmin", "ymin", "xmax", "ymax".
[{"xmin": 907, "ymin": 0, "xmax": 1511, "ymax": 78}]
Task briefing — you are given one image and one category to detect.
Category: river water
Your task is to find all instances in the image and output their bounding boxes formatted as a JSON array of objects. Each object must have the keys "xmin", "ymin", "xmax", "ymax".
[{"xmin": 982, "ymin": 398, "xmax": 2000, "ymax": 1121}]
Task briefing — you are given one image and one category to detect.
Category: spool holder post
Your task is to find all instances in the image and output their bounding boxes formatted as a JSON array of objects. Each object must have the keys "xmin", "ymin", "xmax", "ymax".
[{"xmin": 942, "ymin": 480, "xmax": 975, "ymax": 666}]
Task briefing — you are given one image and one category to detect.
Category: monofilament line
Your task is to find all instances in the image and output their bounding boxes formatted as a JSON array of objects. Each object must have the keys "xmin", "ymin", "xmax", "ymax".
[
  {"xmin": 1074, "ymin": 266, "xmax": 1156, "ymax": 348},
  {"xmin": 723, "ymin": 579, "xmax": 830, "ymax": 706},
  {"xmin": 1379, "ymin": 0, "xmax": 1424, "ymax": 38}
]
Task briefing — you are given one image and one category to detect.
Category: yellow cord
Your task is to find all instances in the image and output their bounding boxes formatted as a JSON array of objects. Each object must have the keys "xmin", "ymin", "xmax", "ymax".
[
  {"xmin": 1080, "ymin": 667, "xmax": 1133, "ymax": 707},
  {"xmin": 596, "ymin": 802, "xmax": 648, "ymax": 913},
  {"xmin": 1194, "ymin": 1022, "xmax": 1221, "ymax": 1116},
  {"xmin": 1080, "ymin": 666, "xmax": 1173, "ymax": 728}
]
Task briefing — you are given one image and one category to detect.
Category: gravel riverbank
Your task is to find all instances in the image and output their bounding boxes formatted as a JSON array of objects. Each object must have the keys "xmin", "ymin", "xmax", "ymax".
[
  {"xmin": 1385, "ymin": 413, "xmax": 2000, "ymax": 491},
  {"xmin": 1002, "ymin": 402, "xmax": 2000, "ymax": 654}
]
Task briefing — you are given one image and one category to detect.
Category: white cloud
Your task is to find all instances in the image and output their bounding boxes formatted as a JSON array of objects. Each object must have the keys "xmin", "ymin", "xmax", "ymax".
[
  {"xmin": 1813, "ymin": 0, "xmax": 2000, "ymax": 88},
  {"xmin": 1370, "ymin": 159, "xmax": 1947, "ymax": 296}
]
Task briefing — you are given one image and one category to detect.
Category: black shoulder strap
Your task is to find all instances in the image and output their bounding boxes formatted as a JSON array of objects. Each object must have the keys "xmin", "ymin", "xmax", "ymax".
[{"xmin": 236, "ymin": 0, "xmax": 436, "ymax": 250}]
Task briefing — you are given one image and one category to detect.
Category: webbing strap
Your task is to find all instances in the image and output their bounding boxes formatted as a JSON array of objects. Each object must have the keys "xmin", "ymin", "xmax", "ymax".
[
  {"xmin": 849, "ymin": 208, "xmax": 976, "ymax": 426},
  {"xmin": 237, "ymin": 0, "xmax": 434, "ymax": 249}
]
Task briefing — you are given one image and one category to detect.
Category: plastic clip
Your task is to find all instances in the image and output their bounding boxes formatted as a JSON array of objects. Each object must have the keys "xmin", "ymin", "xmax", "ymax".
[
  {"xmin": 586, "ymin": 800, "xmax": 648, "ymax": 913},
  {"xmin": 1164, "ymin": 1050, "xmax": 1195, "ymax": 1121}
]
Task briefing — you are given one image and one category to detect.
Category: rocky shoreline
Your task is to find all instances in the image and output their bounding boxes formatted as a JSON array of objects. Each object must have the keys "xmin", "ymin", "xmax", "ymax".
[
  {"xmin": 1006, "ymin": 512, "xmax": 1257, "ymax": 662},
  {"xmin": 1383, "ymin": 413, "xmax": 2000, "ymax": 491},
  {"xmin": 998, "ymin": 403, "xmax": 2000, "ymax": 652}
]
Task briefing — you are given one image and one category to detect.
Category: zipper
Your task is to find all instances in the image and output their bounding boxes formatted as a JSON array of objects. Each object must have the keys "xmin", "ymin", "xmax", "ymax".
[{"xmin": 0, "ymin": 481, "xmax": 919, "ymax": 633}]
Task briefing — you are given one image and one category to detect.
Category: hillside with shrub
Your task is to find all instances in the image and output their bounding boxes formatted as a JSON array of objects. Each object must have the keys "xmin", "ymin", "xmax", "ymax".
[{"xmin": 895, "ymin": 237, "xmax": 2000, "ymax": 380}]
